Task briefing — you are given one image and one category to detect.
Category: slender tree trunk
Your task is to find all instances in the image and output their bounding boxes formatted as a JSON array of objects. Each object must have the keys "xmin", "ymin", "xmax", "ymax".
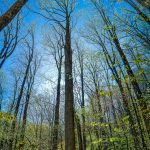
[
  {"xmin": 60, "ymin": 130, "xmax": 64, "ymax": 150},
  {"xmin": 75, "ymin": 115, "xmax": 83, "ymax": 150},
  {"xmin": 88, "ymin": 130, "xmax": 94, "ymax": 150},
  {"xmin": 39, "ymin": 115, "xmax": 43, "ymax": 150},
  {"xmin": 52, "ymin": 65, "xmax": 62, "ymax": 150},
  {"xmin": 19, "ymin": 93, "xmax": 30, "ymax": 149},
  {"xmin": 80, "ymin": 55, "xmax": 86, "ymax": 150},
  {"xmin": 19, "ymin": 72, "xmax": 35, "ymax": 150},
  {"xmin": 13, "ymin": 104, "xmax": 24, "ymax": 150},
  {"xmin": 0, "ymin": 83, "xmax": 3, "ymax": 111},
  {"xmin": 0, "ymin": 0, "xmax": 28, "ymax": 31},
  {"xmin": 90, "ymin": 96, "xmax": 101, "ymax": 150}
]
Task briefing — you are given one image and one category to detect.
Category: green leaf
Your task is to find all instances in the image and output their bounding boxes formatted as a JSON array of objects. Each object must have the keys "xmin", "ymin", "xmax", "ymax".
[
  {"xmin": 114, "ymin": 127, "xmax": 123, "ymax": 133},
  {"xmin": 109, "ymin": 137, "xmax": 120, "ymax": 142},
  {"xmin": 92, "ymin": 138, "xmax": 103, "ymax": 144},
  {"xmin": 0, "ymin": 112, "xmax": 16, "ymax": 123}
]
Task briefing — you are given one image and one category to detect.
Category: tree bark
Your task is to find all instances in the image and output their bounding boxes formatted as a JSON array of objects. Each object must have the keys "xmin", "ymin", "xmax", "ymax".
[
  {"xmin": 52, "ymin": 66, "xmax": 62, "ymax": 150},
  {"xmin": 76, "ymin": 42, "xmax": 86, "ymax": 150},
  {"xmin": 64, "ymin": 14, "xmax": 76, "ymax": 150},
  {"xmin": 75, "ymin": 115, "xmax": 83, "ymax": 150},
  {"xmin": 0, "ymin": 0, "xmax": 27, "ymax": 31},
  {"xmin": 80, "ymin": 55, "xmax": 86, "ymax": 150},
  {"xmin": 19, "ymin": 65, "xmax": 36, "ymax": 150}
]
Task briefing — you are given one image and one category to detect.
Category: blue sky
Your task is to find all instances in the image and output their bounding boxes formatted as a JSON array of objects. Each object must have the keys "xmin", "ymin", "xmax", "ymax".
[{"xmin": 0, "ymin": 0, "xmax": 132, "ymax": 110}]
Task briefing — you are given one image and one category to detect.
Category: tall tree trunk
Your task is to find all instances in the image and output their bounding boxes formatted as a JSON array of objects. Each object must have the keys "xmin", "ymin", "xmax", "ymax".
[
  {"xmin": 52, "ymin": 65, "xmax": 62, "ymax": 150},
  {"xmin": 75, "ymin": 115, "xmax": 83, "ymax": 150},
  {"xmin": 0, "ymin": 0, "xmax": 28, "ymax": 31},
  {"xmin": 81, "ymin": 69, "xmax": 86, "ymax": 150},
  {"xmin": 19, "ymin": 69, "xmax": 36, "ymax": 150},
  {"xmin": 79, "ymin": 50, "xmax": 86, "ymax": 150},
  {"xmin": 89, "ymin": 96, "xmax": 101, "ymax": 150},
  {"xmin": 39, "ymin": 114, "xmax": 43, "ymax": 150},
  {"xmin": 64, "ymin": 14, "xmax": 76, "ymax": 150}
]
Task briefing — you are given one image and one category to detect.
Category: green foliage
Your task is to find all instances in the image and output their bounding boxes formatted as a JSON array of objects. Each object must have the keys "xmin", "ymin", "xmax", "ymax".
[
  {"xmin": 109, "ymin": 137, "xmax": 120, "ymax": 142},
  {"xmin": 92, "ymin": 138, "xmax": 103, "ymax": 144},
  {"xmin": 88, "ymin": 122, "xmax": 109, "ymax": 127},
  {"xmin": 104, "ymin": 25, "xmax": 113, "ymax": 30},
  {"xmin": 0, "ymin": 112, "xmax": 16, "ymax": 123},
  {"xmin": 99, "ymin": 90, "xmax": 111, "ymax": 97}
]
